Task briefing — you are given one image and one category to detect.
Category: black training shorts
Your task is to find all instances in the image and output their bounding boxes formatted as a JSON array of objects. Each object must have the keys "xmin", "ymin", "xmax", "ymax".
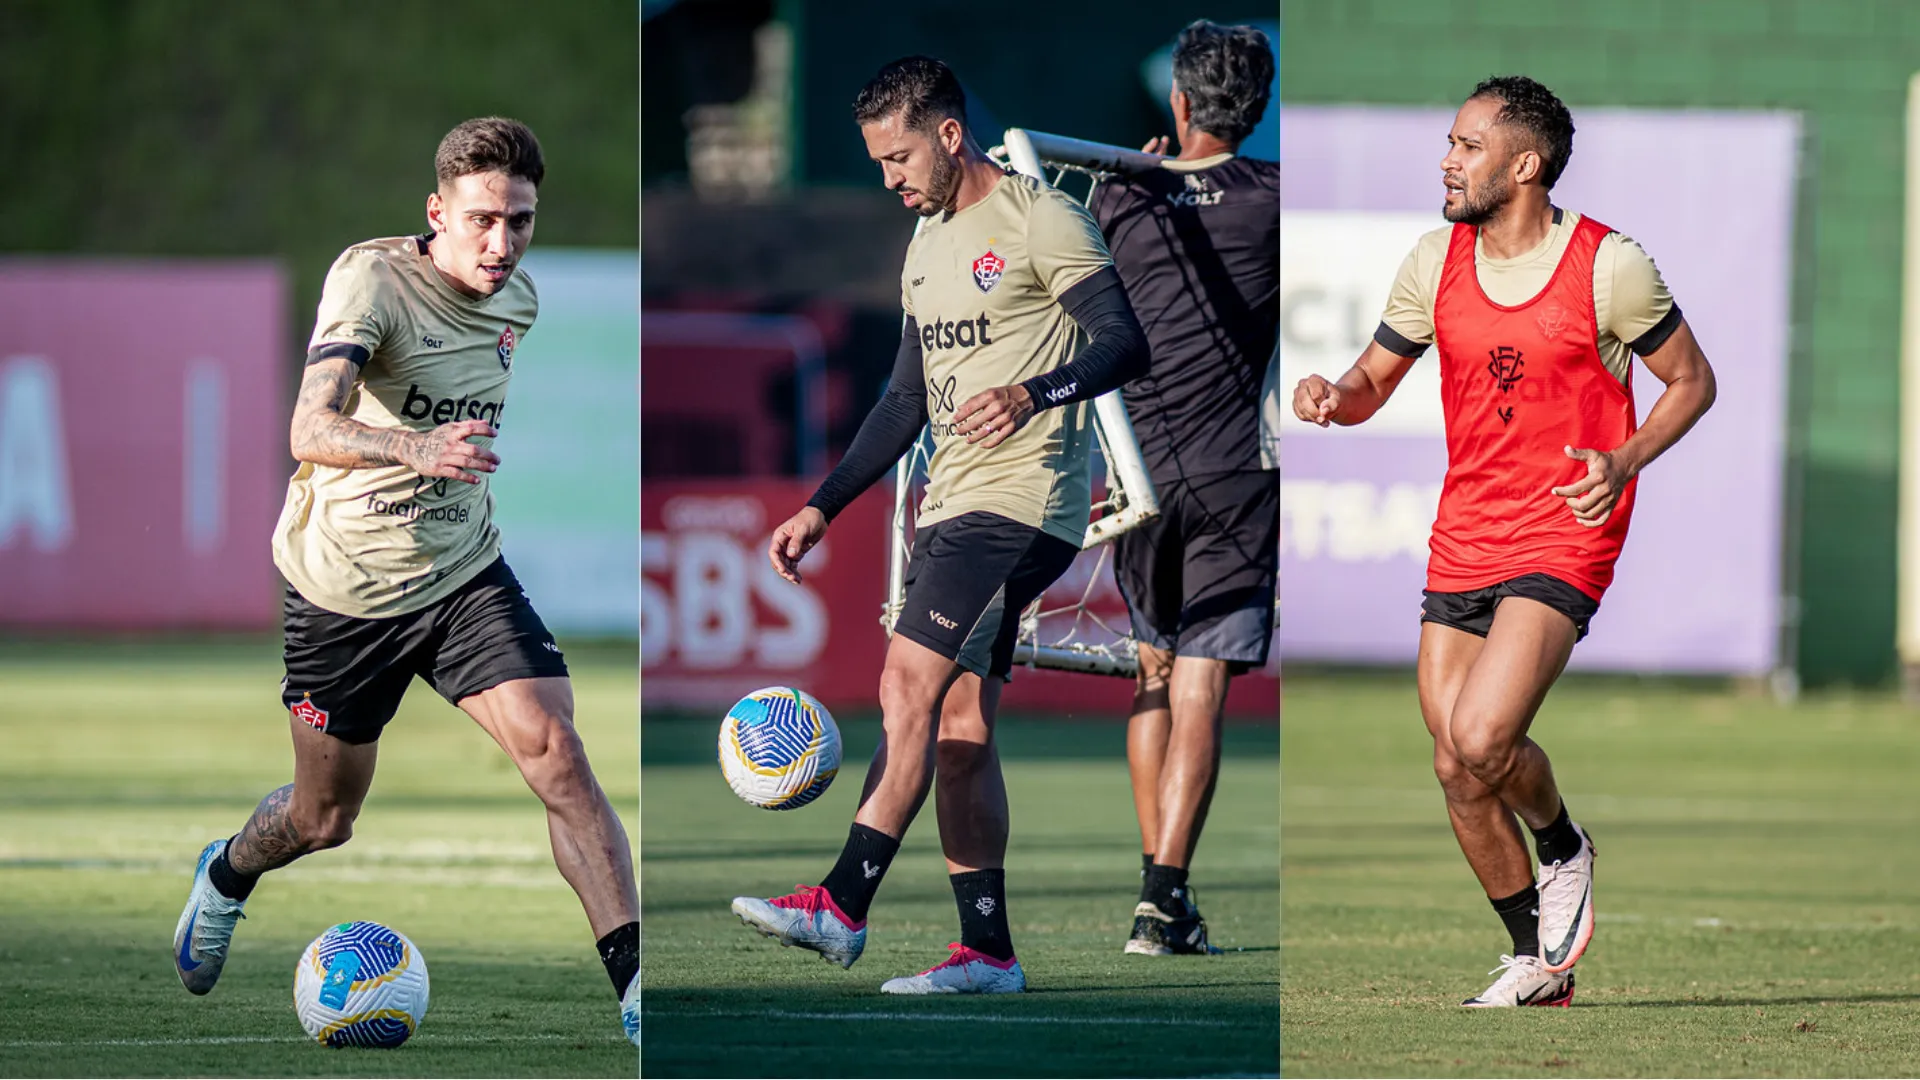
[
  {"xmin": 1419, "ymin": 572, "xmax": 1602, "ymax": 643},
  {"xmin": 1113, "ymin": 469, "xmax": 1278, "ymax": 674},
  {"xmin": 894, "ymin": 511, "xmax": 1081, "ymax": 680},
  {"xmin": 281, "ymin": 556, "xmax": 570, "ymax": 744}
]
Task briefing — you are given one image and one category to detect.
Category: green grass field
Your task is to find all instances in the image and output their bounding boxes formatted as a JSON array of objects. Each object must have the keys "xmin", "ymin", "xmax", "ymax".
[
  {"xmin": 0, "ymin": 639, "xmax": 640, "ymax": 1078},
  {"xmin": 1283, "ymin": 671, "xmax": 1920, "ymax": 1078},
  {"xmin": 639, "ymin": 709, "xmax": 1280, "ymax": 1078}
]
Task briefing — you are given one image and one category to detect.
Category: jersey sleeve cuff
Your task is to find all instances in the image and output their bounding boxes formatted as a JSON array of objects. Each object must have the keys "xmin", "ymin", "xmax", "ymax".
[{"xmin": 1374, "ymin": 322, "xmax": 1430, "ymax": 358}]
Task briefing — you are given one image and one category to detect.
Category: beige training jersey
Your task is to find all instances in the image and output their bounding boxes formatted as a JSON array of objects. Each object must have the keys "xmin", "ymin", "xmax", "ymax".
[
  {"xmin": 905, "ymin": 172, "xmax": 1113, "ymax": 546},
  {"xmin": 271, "ymin": 235, "xmax": 538, "ymax": 618},
  {"xmin": 1380, "ymin": 209, "xmax": 1676, "ymax": 382}
]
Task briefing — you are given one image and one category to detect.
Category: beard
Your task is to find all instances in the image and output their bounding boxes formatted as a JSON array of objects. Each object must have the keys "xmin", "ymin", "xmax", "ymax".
[
  {"xmin": 1443, "ymin": 170, "xmax": 1512, "ymax": 226},
  {"xmin": 911, "ymin": 150, "xmax": 963, "ymax": 217}
]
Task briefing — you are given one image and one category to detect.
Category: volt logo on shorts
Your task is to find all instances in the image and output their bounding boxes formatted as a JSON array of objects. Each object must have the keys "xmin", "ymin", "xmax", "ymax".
[
  {"xmin": 291, "ymin": 695, "xmax": 329, "ymax": 732},
  {"xmin": 401, "ymin": 384, "xmax": 506, "ymax": 427},
  {"xmin": 919, "ymin": 315, "xmax": 993, "ymax": 353},
  {"xmin": 928, "ymin": 609, "xmax": 958, "ymax": 630}
]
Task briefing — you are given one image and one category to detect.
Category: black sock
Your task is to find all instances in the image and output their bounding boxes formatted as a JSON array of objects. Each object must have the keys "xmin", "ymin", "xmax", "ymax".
[
  {"xmin": 1531, "ymin": 802, "xmax": 1584, "ymax": 866},
  {"xmin": 818, "ymin": 823, "xmax": 900, "ymax": 923},
  {"xmin": 1141, "ymin": 852, "xmax": 1154, "ymax": 877},
  {"xmin": 596, "ymin": 921, "xmax": 638, "ymax": 997},
  {"xmin": 1141, "ymin": 863, "xmax": 1189, "ymax": 911},
  {"xmin": 951, "ymin": 869, "xmax": 1014, "ymax": 961},
  {"xmin": 208, "ymin": 836, "xmax": 258, "ymax": 902},
  {"xmin": 1490, "ymin": 885, "xmax": 1541, "ymax": 958}
]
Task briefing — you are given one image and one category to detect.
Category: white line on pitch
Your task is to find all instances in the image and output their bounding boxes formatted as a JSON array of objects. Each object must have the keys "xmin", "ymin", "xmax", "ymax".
[{"xmin": 642, "ymin": 1008, "xmax": 1243, "ymax": 1027}]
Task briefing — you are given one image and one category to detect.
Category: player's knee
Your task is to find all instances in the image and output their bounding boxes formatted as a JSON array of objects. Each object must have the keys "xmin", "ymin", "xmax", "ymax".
[
  {"xmin": 1450, "ymin": 725, "xmax": 1517, "ymax": 787},
  {"xmin": 877, "ymin": 670, "xmax": 944, "ymax": 731},
  {"xmin": 295, "ymin": 803, "xmax": 357, "ymax": 851},
  {"xmin": 1431, "ymin": 746, "xmax": 1478, "ymax": 793},
  {"xmin": 515, "ymin": 720, "xmax": 595, "ymax": 805}
]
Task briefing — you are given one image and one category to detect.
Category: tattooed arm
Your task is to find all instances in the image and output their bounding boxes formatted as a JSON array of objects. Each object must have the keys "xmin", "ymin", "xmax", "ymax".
[{"xmin": 290, "ymin": 356, "xmax": 500, "ymax": 484}]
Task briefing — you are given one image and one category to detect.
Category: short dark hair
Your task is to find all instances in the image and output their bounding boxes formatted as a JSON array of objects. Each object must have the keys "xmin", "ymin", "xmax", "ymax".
[
  {"xmin": 852, "ymin": 56, "xmax": 968, "ymax": 135},
  {"xmin": 1468, "ymin": 76, "xmax": 1575, "ymax": 190},
  {"xmin": 1171, "ymin": 20, "xmax": 1274, "ymax": 145},
  {"xmin": 435, "ymin": 117, "xmax": 545, "ymax": 188}
]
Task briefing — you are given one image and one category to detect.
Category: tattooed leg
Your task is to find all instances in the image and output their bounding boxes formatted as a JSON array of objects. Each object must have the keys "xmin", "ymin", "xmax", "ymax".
[
  {"xmin": 226, "ymin": 785, "xmax": 309, "ymax": 875},
  {"xmin": 226, "ymin": 718, "xmax": 381, "ymax": 877}
]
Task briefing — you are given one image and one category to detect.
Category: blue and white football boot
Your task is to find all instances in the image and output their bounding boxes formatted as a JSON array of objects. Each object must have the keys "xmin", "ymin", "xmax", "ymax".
[
  {"xmin": 621, "ymin": 971, "xmax": 640, "ymax": 1046},
  {"xmin": 172, "ymin": 839, "xmax": 248, "ymax": 995}
]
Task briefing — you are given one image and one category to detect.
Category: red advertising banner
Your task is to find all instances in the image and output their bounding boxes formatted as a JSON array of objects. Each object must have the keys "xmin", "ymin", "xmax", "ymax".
[
  {"xmin": 0, "ymin": 261, "xmax": 287, "ymax": 628},
  {"xmin": 642, "ymin": 479, "xmax": 1276, "ymax": 720}
]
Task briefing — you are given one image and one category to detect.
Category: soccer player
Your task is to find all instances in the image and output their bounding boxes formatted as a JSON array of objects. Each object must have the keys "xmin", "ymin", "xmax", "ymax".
[
  {"xmin": 1087, "ymin": 19, "xmax": 1278, "ymax": 957},
  {"xmin": 170, "ymin": 118, "xmax": 642, "ymax": 1045},
  {"xmin": 733, "ymin": 56, "xmax": 1150, "ymax": 994},
  {"xmin": 1293, "ymin": 76, "xmax": 1716, "ymax": 1006}
]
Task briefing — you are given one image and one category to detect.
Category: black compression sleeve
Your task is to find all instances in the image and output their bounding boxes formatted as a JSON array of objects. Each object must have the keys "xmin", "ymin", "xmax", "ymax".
[
  {"xmin": 1019, "ymin": 266, "xmax": 1150, "ymax": 410},
  {"xmin": 806, "ymin": 318, "xmax": 928, "ymax": 522}
]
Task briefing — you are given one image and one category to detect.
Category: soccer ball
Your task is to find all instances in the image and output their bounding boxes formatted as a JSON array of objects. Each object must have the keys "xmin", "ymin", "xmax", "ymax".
[
  {"xmin": 293, "ymin": 921, "xmax": 430, "ymax": 1048},
  {"xmin": 718, "ymin": 686, "xmax": 841, "ymax": 810}
]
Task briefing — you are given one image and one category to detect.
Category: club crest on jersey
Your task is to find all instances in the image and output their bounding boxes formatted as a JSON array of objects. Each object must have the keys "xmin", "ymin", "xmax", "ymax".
[
  {"xmin": 972, "ymin": 250, "xmax": 1005, "ymax": 294},
  {"xmin": 497, "ymin": 326, "xmax": 516, "ymax": 371},
  {"xmin": 291, "ymin": 695, "xmax": 329, "ymax": 732}
]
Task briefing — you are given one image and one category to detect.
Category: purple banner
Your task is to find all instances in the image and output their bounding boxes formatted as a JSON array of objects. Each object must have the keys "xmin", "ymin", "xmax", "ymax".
[{"xmin": 1280, "ymin": 107, "xmax": 1797, "ymax": 674}]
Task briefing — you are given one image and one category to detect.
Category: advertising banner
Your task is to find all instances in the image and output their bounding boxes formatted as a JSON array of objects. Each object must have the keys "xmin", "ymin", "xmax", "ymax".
[
  {"xmin": 643, "ymin": 479, "xmax": 1275, "ymax": 718},
  {"xmin": 0, "ymin": 261, "xmax": 286, "ymax": 629},
  {"xmin": 1280, "ymin": 107, "xmax": 1797, "ymax": 674}
]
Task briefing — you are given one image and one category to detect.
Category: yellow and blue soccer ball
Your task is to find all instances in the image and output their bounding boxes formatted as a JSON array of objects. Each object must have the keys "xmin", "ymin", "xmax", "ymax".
[
  {"xmin": 718, "ymin": 686, "xmax": 840, "ymax": 810},
  {"xmin": 293, "ymin": 921, "xmax": 429, "ymax": 1048}
]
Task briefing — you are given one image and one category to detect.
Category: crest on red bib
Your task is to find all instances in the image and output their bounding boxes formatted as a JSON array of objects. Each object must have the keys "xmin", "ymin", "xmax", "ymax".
[
  {"xmin": 291, "ymin": 695, "xmax": 329, "ymax": 732},
  {"xmin": 972, "ymin": 250, "xmax": 1005, "ymax": 294},
  {"xmin": 497, "ymin": 326, "xmax": 516, "ymax": 371}
]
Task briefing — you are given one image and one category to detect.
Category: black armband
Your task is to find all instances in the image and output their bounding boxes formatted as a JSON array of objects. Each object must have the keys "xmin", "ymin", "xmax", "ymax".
[
  {"xmin": 1373, "ymin": 322, "xmax": 1429, "ymax": 359},
  {"xmin": 306, "ymin": 342, "xmax": 371, "ymax": 368},
  {"xmin": 1628, "ymin": 305, "xmax": 1684, "ymax": 357}
]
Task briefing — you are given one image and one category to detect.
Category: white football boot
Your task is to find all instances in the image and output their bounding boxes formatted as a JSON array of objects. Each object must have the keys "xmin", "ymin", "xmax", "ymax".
[
  {"xmin": 172, "ymin": 839, "xmax": 248, "ymax": 995},
  {"xmin": 1460, "ymin": 954, "xmax": 1574, "ymax": 1008},
  {"xmin": 620, "ymin": 971, "xmax": 639, "ymax": 1046},
  {"xmin": 1536, "ymin": 822, "xmax": 1596, "ymax": 973},
  {"xmin": 880, "ymin": 943, "xmax": 1025, "ymax": 995},
  {"xmin": 731, "ymin": 884, "xmax": 867, "ymax": 969}
]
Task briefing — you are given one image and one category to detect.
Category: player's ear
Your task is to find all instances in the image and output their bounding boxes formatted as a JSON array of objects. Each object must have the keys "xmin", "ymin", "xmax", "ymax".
[
  {"xmin": 937, "ymin": 116, "xmax": 965, "ymax": 156},
  {"xmin": 1514, "ymin": 150, "xmax": 1542, "ymax": 186},
  {"xmin": 426, "ymin": 191, "xmax": 446, "ymax": 234}
]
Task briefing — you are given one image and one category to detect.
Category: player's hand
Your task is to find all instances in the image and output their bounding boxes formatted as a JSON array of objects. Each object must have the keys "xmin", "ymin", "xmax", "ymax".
[
  {"xmin": 1141, "ymin": 136, "xmax": 1171, "ymax": 156},
  {"xmin": 954, "ymin": 384, "xmax": 1035, "ymax": 448},
  {"xmin": 1550, "ymin": 446, "xmax": 1631, "ymax": 527},
  {"xmin": 1293, "ymin": 374, "xmax": 1343, "ymax": 427},
  {"xmin": 407, "ymin": 420, "xmax": 499, "ymax": 484},
  {"xmin": 768, "ymin": 506, "xmax": 828, "ymax": 585}
]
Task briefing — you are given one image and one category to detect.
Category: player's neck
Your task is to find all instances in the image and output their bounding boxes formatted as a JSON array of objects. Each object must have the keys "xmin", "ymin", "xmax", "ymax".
[
  {"xmin": 947, "ymin": 152, "xmax": 1009, "ymax": 215},
  {"xmin": 1475, "ymin": 195, "xmax": 1556, "ymax": 261},
  {"xmin": 1176, "ymin": 130, "xmax": 1236, "ymax": 162}
]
